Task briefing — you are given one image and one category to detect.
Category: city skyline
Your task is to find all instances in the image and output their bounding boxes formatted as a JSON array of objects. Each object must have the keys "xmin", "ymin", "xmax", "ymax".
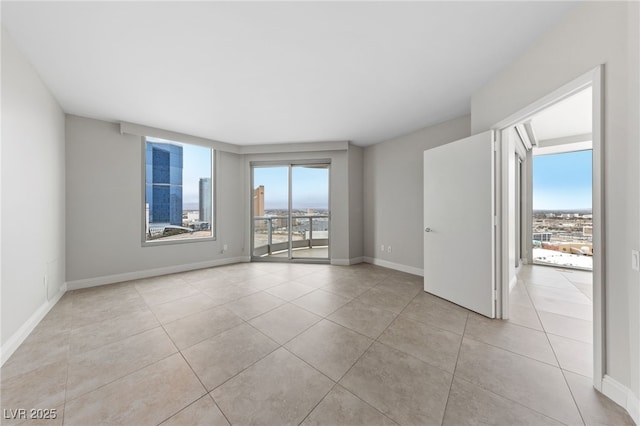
[
  {"xmin": 253, "ymin": 166, "xmax": 329, "ymax": 210},
  {"xmin": 146, "ymin": 137, "xmax": 212, "ymax": 209}
]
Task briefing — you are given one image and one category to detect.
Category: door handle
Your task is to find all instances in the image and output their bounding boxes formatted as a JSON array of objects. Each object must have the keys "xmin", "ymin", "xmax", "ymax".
[{"xmin": 425, "ymin": 227, "xmax": 432, "ymax": 232}]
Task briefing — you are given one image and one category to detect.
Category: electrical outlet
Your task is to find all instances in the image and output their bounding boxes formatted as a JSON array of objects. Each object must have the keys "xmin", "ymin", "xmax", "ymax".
[
  {"xmin": 387, "ymin": 246, "xmax": 392, "ymax": 253},
  {"xmin": 223, "ymin": 244, "xmax": 228, "ymax": 251},
  {"xmin": 43, "ymin": 275, "xmax": 48, "ymax": 300},
  {"xmin": 632, "ymin": 250, "xmax": 640, "ymax": 272},
  {"xmin": 380, "ymin": 244, "xmax": 385, "ymax": 252}
]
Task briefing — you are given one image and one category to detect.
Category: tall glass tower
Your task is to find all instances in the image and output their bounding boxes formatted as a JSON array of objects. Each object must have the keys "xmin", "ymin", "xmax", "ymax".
[{"xmin": 145, "ymin": 142, "xmax": 183, "ymax": 226}]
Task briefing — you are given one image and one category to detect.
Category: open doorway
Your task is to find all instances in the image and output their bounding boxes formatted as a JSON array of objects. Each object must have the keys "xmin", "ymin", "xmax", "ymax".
[
  {"xmin": 530, "ymin": 87, "xmax": 593, "ymax": 271},
  {"xmin": 495, "ymin": 67, "xmax": 604, "ymax": 389}
]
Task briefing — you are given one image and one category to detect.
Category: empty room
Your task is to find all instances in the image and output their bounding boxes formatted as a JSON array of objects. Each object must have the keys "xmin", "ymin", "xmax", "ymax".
[{"xmin": 1, "ymin": 1, "xmax": 639, "ymax": 425}]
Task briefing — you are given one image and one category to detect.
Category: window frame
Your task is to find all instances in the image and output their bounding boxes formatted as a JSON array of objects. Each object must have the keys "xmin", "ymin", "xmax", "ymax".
[{"xmin": 141, "ymin": 136, "xmax": 216, "ymax": 247}]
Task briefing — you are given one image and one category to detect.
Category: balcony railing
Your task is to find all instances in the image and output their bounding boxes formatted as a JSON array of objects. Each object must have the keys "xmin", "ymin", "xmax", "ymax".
[{"xmin": 253, "ymin": 215, "xmax": 329, "ymax": 257}]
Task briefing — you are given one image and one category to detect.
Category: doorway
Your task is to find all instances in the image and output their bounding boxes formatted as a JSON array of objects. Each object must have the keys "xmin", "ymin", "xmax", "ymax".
[
  {"xmin": 495, "ymin": 67, "xmax": 603, "ymax": 388},
  {"xmin": 251, "ymin": 162, "xmax": 330, "ymax": 262}
]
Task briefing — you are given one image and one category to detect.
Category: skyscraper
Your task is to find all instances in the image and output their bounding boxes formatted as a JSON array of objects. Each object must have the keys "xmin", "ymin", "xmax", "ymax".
[
  {"xmin": 145, "ymin": 142, "xmax": 183, "ymax": 226},
  {"xmin": 199, "ymin": 177, "xmax": 212, "ymax": 224}
]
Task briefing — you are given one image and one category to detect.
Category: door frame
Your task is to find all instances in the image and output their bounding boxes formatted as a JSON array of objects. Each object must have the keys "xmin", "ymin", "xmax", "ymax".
[
  {"xmin": 249, "ymin": 160, "xmax": 331, "ymax": 264},
  {"xmin": 491, "ymin": 66, "xmax": 604, "ymax": 390}
]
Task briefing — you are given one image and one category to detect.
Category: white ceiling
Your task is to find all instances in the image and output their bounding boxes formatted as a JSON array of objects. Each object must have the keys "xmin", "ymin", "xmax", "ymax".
[
  {"xmin": 529, "ymin": 87, "xmax": 592, "ymax": 156},
  {"xmin": 2, "ymin": 1, "xmax": 576, "ymax": 146},
  {"xmin": 530, "ymin": 87, "xmax": 592, "ymax": 142}
]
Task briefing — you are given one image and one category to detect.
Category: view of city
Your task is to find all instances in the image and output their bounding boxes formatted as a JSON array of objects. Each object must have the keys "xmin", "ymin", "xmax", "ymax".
[
  {"xmin": 252, "ymin": 166, "xmax": 329, "ymax": 258},
  {"xmin": 145, "ymin": 138, "xmax": 213, "ymax": 242},
  {"xmin": 532, "ymin": 209, "xmax": 593, "ymax": 269},
  {"xmin": 533, "ymin": 150, "xmax": 592, "ymax": 269}
]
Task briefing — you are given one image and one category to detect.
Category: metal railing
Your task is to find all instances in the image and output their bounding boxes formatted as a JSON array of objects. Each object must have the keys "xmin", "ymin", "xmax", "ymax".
[{"xmin": 253, "ymin": 215, "xmax": 329, "ymax": 257}]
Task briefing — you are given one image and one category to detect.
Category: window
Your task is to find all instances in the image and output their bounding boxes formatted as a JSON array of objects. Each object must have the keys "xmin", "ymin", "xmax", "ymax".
[{"xmin": 144, "ymin": 137, "xmax": 214, "ymax": 244}]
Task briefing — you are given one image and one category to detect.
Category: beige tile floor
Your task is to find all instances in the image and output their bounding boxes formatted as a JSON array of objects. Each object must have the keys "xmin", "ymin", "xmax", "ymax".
[{"xmin": 1, "ymin": 263, "xmax": 634, "ymax": 426}]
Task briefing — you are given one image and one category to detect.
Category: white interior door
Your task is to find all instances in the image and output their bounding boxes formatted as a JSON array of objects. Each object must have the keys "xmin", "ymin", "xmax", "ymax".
[{"xmin": 423, "ymin": 131, "xmax": 495, "ymax": 317}]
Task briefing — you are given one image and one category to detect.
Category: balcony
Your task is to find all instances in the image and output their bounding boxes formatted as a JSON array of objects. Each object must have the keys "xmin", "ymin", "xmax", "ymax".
[{"xmin": 253, "ymin": 215, "xmax": 329, "ymax": 259}]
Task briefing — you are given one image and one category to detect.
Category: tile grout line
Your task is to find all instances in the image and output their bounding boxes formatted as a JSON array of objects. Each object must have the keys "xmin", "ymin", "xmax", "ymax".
[
  {"xmin": 292, "ymin": 317, "xmax": 395, "ymax": 425},
  {"xmin": 451, "ymin": 374, "xmax": 572, "ymax": 426},
  {"xmin": 461, "ymin": 334, "xmax": 561, "ymax": 369},
  {"xmin": 522, "ymin": 271, "xmax": 588, "ymax": 426},
  {"xmin": 60, "ymin": 297, "xmax": 73, "ymax": 426},
  {"xmin": 154, "ymin": 300, "xmax": 248, "ymax": 425},
  {"xmin": 290, "ymin": 271, "xmax": 402, "ymax": 425},
  {"xmin": 455, "ymin": 315, "xmax": 575, "ymax": 425},
  {"xmin": 441, "ymin": 312, "xmax": 469, "ymax": 425}
]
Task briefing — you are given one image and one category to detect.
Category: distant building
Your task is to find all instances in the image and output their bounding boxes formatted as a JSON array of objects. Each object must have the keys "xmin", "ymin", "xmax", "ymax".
[
  {"xmin": 199, "ymin": 178, "xmax": 212, "ymax": 223},
  {"xmin": 533, "ymin": 232, "xmax": 552, "ymax": 242},
  {"xmin": 254, "ymin": 185, "xmax": 265, "ymax": 216},
  {"xmin": 254, "ymin": 185, "xmax": 266, "ymax": 231},
  {"xmin": 186, "ymin": 211, "xmax": 200, "ymax": 222},
  {"xmin": 145, "ymin": 142, "xmax": 183, "ymax": 226}
]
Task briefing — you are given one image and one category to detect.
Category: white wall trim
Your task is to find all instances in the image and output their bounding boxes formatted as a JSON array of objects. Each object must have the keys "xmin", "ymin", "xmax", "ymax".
[
  {"xmin": 363, "ymin": 256, "xmax": 424, "ymax": 277},
  {"xmin": 349, "ymin": 256, "xmax": 365, "ymax": 265},
  {"xmin": 66, "ymin": 256, "xmax": 250, "ymax": 290},
  {"xmin": 1, "ymin": 284, "xmax": 67, "ymax": 366},
  {"xmin": 602, "ymin": 375, "xmax": 640, "ymax": 424}
]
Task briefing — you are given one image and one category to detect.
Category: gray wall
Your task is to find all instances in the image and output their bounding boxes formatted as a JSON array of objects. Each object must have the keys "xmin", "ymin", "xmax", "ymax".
[
  {"xmin": 65, "ymin": 116, "xmax": 246, "ymax": 285},
  {"xmin": 363, "ymin": 116, "xmax": 471, "ymax": 273},
  {"xmin": 471, "ymin": 1, "xmax": 639, "ymax": 397},
  {"xmin": 1, "ymin": 30, "xmax": 66, "ymax": 346}
]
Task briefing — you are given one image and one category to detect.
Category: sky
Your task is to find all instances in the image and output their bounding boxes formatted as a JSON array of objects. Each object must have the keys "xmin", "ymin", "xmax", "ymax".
[
  {"xmin": 533, "ymin": 149, "xmax": 592, "ymax": 210},
  {"xmin": 254, "ymin": 166, "xmax": 329, "ymax": 210}
]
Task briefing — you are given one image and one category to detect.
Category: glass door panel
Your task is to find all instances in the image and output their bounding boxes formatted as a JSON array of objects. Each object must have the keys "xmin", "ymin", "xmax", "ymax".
[
  {"xmin": 252, "ymin": 166, "xmax": 290, "ymax": 258},
  {"xmin": 291, "ymin": 165, "xmax": 329, "ymax": 259}
]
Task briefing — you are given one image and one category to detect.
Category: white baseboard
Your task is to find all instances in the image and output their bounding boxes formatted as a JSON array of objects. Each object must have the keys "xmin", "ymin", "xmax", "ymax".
[
  {"xmin": 1, "ymin": 284, "xmax": 67, "ymax": 367},
  {"xmin": 330, "ymin": 257, "xmax": 366, "ymax": 266},
  {"xmin": 66, "ymin": 256, "xmax": 250, "ymax": 290},
  {"xmin": 362, "ymin": 257, "xmax": 424, "ymax": 277},
  {"xmin": 629, "ymin": 394, "xmax": 640, "ymax": 425},
  {"xmin": 602, "ymin": 374, "xmax": 640, "ymax": 424}
]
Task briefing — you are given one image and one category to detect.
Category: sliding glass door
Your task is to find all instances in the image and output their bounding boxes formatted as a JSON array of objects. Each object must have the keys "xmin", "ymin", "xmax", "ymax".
[{"xmin": 251, "ymin": 162, "xmax": 330, "ymax": 262}]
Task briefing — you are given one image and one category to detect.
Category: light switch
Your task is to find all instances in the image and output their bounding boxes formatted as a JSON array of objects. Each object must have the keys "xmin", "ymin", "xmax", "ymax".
[{"xmin": 632, "ymin": 250, "xmax": 640, "ymax": 272}]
